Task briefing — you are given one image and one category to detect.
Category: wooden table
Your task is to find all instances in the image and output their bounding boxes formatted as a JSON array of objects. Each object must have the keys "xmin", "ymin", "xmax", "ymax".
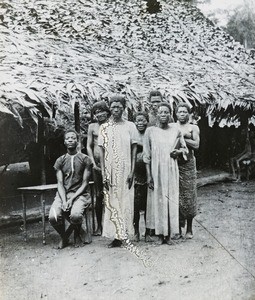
[
  {"xmin": 18, "ymin": 184, "xmax": 57, "ymax": 245},
  {"xmin": 18, "ymin": 182, "xmax": 95, "ymax": 245}
]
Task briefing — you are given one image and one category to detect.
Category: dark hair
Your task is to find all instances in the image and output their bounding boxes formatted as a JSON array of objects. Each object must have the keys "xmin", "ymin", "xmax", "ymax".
[
  {"xmin": 92, "ymin": 101, "xmax": 110, "ymax": 115},
  {"xmin": 134, "ymin": 111, "xmax": 149, "ymax": 122},
  {"xmin": 158, "ymin": 102, "xmax": 171, "ymax": 112},
  {"xmin": 64, "ymin": 129, "xmax": 79, "ymax": 139},
  {"xmin": 149, "ymin": 90, "xmax": 163, "ymax": 101},
  {"xmin": 176, "ymin": 102, "xmax": 191, "ymax": 114},
  {"xmin": 109, "ymin": 95, "xmax": 126, "ymax": 109}
]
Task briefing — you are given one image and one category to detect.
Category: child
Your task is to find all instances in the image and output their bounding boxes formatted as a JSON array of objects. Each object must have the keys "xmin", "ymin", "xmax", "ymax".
[{"xmin": 133, "ymin": 112, "xmax": 149, "ymax": 241}]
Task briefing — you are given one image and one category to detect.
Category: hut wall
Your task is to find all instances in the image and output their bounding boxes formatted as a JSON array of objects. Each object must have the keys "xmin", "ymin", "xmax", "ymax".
[{"xmin": 196, "ymin": 116, "xmax": 249, "ymax": 171}]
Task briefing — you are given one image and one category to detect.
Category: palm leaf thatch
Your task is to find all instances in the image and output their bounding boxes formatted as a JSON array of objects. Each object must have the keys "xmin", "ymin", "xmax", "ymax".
[{"xmin": 1, "ymin": 0, "xmax": 255, "ymax": 128}]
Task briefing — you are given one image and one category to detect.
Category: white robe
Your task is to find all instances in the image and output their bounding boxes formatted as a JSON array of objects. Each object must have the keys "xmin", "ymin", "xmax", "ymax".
[{"xmin": 143, "ymin": 124, "xmax": 185, "ymax": 237}]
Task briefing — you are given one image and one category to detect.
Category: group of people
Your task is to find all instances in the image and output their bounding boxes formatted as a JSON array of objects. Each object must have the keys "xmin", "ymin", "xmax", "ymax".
[{"xmin": 49, "ymin": 91, "xmax": 200, "ymax": 249}]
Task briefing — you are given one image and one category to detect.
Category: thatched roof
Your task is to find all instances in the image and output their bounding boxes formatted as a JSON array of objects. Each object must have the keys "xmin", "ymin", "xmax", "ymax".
[{"xmin": 1, "ymin": 0, "xmax": 255, "ymax": 127}]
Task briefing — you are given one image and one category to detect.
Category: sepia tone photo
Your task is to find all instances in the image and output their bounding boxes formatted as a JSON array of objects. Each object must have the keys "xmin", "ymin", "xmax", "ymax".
[{"xmin": 0, "ymin": 0, "xmax": 255, "ymax": 299}]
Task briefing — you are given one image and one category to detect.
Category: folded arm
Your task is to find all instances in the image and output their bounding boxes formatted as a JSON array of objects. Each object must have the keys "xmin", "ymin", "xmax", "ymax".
[{"xmin": 184, "ymin": 125, "xmax": 200, "ymax": 150}]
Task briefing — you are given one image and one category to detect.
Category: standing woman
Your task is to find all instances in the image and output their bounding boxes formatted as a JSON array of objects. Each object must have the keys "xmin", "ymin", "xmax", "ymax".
[
  {"xmin": 98, "ymin": 96, "xmax": 138, "ymax": 247},
  {"xmin": 87, "ymin": 101, "xmax": 110, "ymax": 236},
  {"xmin": 143, "ymin": 103, "xmax": 187, "ymax": 245},
  {"xmin": 176, "ymin": 103, "xmax": 200, "ymax": 239}
]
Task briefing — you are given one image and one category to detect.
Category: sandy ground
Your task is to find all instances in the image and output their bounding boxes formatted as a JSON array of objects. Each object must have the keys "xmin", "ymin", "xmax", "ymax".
[{"xmin": 0, "ymin": 181, "xmax": 255, "ymax": 300}]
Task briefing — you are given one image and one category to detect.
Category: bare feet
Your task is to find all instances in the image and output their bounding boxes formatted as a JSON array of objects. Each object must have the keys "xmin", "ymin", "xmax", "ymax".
[
  {"xmin": 145, "ymin": 235, "xmax": 156, "ymax": 243},
  {"xmin": 165, "ymin": 237, "xmax": 176, "ymax": 245},
  {"xmin": 74, "ymin": 233, "xmax": 85, "ymax": 248},
  {"xmin": 57, "ymin": 239, "xmax": 69, "ymax": 249},
  {"xmin": 153, "ymin": 235, "xmax": 164, "ymax": 246},
  {"xmin": 172, "ymin": 233, "xmax": 182, "ymax": 240},
  {"xmin": 93, "ymin": 228, "xmax": 102, "ymax": 236},
  {"xmin": 108, "ymin": 239, "xmax": 122, "ymax": 248},
  {"xmin": 185, "ymin": 232, "xmax": 194, "ymax": 239},
  {"xmin": 134, "ymin": 233, "xmax": 140, "ymax": 242}
]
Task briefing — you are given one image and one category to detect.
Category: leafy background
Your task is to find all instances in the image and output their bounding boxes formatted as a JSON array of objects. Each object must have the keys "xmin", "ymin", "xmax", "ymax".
[{"xmin": 1, "ymin": 0, "xmax": 255, "ymax": 130}]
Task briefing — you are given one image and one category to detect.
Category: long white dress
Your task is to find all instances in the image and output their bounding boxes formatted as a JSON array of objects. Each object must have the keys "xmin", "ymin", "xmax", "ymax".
[
  {"xmin": 143, "ymin": 123, "xmax": 185, "ymax": 237},
  {"xmin": 98, "ymin": 118, "xmax": 138, "ymax": 240}
]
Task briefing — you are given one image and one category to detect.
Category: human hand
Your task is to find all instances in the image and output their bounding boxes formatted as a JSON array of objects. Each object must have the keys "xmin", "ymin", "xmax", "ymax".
[
  {"xmin": 66, "ymin": 199, "xmax": 73, "ymax": 211},
  {"xmin": 126, "ymin": 173, "xmax": 134, "ymax": 189},
  {"xmin": 103, "ymin": 178, "xmax": 110, "ymax": 191},
  {"xmin": 147, "ymin": 176, "xmax": 154, "ymax": 190},
  {"xmin": 181, "ymin": 149, "xmax": 188, "ymax": 161},
  {"xmin": 170, "ymin": 149, "xmax": 180, "ymax": 159},
  {"xmin": 93, "ymin": 164, "xmax": 101, "ymax": 172},
  {"xmin": 62, "ymin": 201, "xmax": 68, "ymax": 211},
  {"xmin": 136, "ymin": 152, "xmax": 144, "ymax": 163}
]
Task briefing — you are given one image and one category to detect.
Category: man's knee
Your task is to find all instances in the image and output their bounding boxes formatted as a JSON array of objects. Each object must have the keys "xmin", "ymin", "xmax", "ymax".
[
  {"xmin": 70, "ymin": 211, "xmax": 83, "ymax": 225},
  {"xmin": 70, "ymin": 195, "xmax": 91, "ymax": 224},
  {"xmin": 49, "ymin": 207, "xmax": 63, "ymax": 226},
  {"xmin": 49, "ymin": 194, "xmax": 64, "ymax": 225}
]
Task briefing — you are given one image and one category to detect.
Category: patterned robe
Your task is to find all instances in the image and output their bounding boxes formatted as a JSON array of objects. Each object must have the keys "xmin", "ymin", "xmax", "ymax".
[{"xmin": 98, "ymin": 118, "xmax": 138, "ymax": 240}]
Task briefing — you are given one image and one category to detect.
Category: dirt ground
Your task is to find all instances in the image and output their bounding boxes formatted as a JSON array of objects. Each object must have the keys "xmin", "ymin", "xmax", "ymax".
[{"xmin": 0, "ymin": 181, "xmax": 255, "ymax": 300}]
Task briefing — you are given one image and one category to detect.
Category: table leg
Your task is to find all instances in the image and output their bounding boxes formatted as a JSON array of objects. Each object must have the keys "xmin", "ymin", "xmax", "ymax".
[
  {"xmin": 41, "ymin": 194, "xmax": 46, "ymax": 245},
  {"xmin": 21, "ymin": 193, "xmax": 27, "ymax": 242},
  {"xmin": 84, "ymin": 208, "xmax": 92, "ymax": 244}
]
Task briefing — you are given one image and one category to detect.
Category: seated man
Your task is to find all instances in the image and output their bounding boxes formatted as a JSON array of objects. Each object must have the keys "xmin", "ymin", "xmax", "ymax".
[{"xmin": 49, "ymin": 129, "xmax": 92, "ymax": 249}]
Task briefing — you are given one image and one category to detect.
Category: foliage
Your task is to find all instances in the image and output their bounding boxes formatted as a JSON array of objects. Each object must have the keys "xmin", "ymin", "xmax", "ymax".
[
  {"xmin": 225, "ymin": 0, "xmax": 255, "ymax": 50},
  {"xmin": 0, "ymin": 0, "xmax": 255, "ymax": 130}
]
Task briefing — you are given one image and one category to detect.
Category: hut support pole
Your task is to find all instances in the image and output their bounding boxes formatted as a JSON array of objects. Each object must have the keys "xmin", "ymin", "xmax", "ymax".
[
  {"xmin": 38, "ymin": 115, "xmax": 46, "ymax": 185},
  {"xmin": 74, "ymin": 100, "xmax": 81, "ymax": 151}
]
